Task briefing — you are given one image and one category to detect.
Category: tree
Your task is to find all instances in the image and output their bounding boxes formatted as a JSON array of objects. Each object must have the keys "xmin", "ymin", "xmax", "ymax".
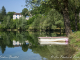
[
  {"xmin": 30, "ymin": 5, "xmax": 51, "ymax": 16},
  {"xmin": 0, "ymin": 13, "xmax": 2, "ymax": 20},
  {"xmin": 47, "ymin": 0, "xmax": 72, "ymax": 36},
  {"xmin": 22, "ymin": 43, "xmax": 29, "ymax": 52},
  {"xmin": 0, "ymin": 10, "xmax": 2, "ymax": 20},
  {"xmin": 1, "ymin": 6, "xmax": 6, "ymax": 17},
  {"xmin": 21, "ymin": 8, "xmax": 28, "ymax": 17},
  {"xmin": 2, "ymin": 16, "xmax": 11, "ymax": 28},
  {"xmin": 68, "ymin": 0, "xmax": 80, "ymax": 31},
  {"xmin": 0, "ymin": 6, "xmax": 6, "ymax": 21},
  {"xmin": 25, "ymin": 0, "xmax": 72, "ymax": 36},
  {"xmin": 32, "ymin": 14, "xmax": 42, "ymax": 29},
  {"xmin": 16, "ymin": 17, "xmax": 27, "ymax": 29},
  {"xmin": 7, "ymin": 12, "xmax": 15, "ymax": 19},
  {"xmin": 43, "ymin": 9, "xmax": 64, "ymax": 31}
]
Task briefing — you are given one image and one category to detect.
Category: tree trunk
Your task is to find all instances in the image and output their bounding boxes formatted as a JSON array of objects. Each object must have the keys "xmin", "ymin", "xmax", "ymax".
[
  {"xmin": 63, "ymin": 10, "xmax": 71, "ymax": 36},
  {"xmin": 75, "ymin": 12, "xmax": 78, "ymax": 31},
  {"xmin": 63, "ymin": 0, "xmax": 71, "ymax": 36},
  {"xmin": 79, "ymin": 11, "xmax": 80, "ymax": 30},
  {"xmin": 60, "ymin": 26, "xmax": 61, "ymax": 35},
  {"xmin": 79, "ymin": 11, "xmax": 80, "ymax": 23}
]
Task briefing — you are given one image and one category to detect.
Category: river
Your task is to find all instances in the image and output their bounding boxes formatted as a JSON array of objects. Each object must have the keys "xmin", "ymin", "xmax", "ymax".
[{"xmin": 0, "ymin": 31, "xmax": 76, "ymax": 60}]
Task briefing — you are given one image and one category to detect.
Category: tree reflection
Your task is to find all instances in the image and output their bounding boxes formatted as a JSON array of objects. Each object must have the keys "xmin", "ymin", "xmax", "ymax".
[
  {"xmin": 0, "ymin": 31, "xmax": 76, "ymax": 60},
  {"xmin": 15, "ymin": 31, "xmax": 27, "ymax": 43},
  {"xmin": 22, "ymin": 43, "xmax": 29, "ymax": 52},
  {"xmin": 0, "ymin": 40, "xmax": 6, "ymax": 54},
  {"xmin": 30, "ymin": 45, "xmax": 75, "ymax": 60},
  {"xmin": 0, "ymin": 31, "xmax": 28, "ymax": 53}
]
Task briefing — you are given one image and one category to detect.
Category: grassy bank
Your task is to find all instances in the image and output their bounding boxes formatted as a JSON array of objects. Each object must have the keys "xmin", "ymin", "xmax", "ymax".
[{"xmin": 69, "ymin": 31, "xmax": 80, "ymax": 60}]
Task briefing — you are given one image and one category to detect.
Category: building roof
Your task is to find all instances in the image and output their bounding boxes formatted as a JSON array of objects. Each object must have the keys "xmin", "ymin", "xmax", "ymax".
[{"xmin": 14, "ymin": 13, "xmax": 21, "ymax": 15}]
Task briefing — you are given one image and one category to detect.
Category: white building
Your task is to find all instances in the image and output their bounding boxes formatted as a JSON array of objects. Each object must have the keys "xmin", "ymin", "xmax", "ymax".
[{"xmin": 13, "ymin": 13, "xmax": 23, "ymax": 19}]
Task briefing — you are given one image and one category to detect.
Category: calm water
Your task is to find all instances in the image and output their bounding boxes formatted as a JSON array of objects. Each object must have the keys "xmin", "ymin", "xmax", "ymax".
[{"xmin": 0, "ymin": 31, "xmax": 76, "ymax": 60}]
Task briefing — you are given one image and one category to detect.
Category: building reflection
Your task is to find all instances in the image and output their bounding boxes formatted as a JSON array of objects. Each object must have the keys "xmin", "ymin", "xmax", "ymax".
[{"xmin": 13, "ymin": 40, "xmax": 29, "ymax": 47}]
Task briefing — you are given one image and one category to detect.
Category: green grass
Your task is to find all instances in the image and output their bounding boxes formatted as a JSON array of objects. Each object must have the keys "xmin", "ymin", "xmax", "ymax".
[{"xmin": 69, "ymin": 31, "xmax": 80, "ymax": 60}]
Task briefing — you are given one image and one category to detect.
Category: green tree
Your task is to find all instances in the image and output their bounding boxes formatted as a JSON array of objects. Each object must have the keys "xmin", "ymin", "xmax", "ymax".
[
  {"xmin": 22, "ymin": 43, "xmax": 29, "ymax": 52},
  {"xmin": 25, "ymin": 0, "xmax": 73, "ymax": 36},
  {"xmin": 43, "ymin": 9, "xmax": 64, "ymax": 30},
  {"xmin": 0, "ymin": 13, "xmax": 3, "ymax": 21},
  {"xmin": 69, "ymin": 0, "xmax": 80, "ymax": 31},
  {"xmin": 16, "ymin": 17, "xmax": 27, "ymax": 29},
  {"xmin": 1, "ymin": 6, "xmax": 6, "ymax": 18},
  {"xmin": 32, "ymin": 14, "xmax": 42, "ymax": 29},
  {"xmin": 2, "ymin": 16, "xmax": 7, "ymax": 28},
  {"xmin": 0, "ymin": 10, "xmax": 2, "ymax": 20},
  {"xmin": 2, "ymin": 16, "xmax": 11, "ymax": 28},
  {"xmin": 30, "ymin": 3, "xmax": 51, "ymax": 16},
  {"xmin": 7, "ymin": 12, "xmax": 15, "ymax": 19},
  {"xmin": 21, "ymin": 8, "xmax": 28, "ymax": 17}
]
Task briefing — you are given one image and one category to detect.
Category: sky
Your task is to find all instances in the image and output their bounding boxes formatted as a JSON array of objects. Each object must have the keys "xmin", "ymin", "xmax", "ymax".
[{"xmin": 0, "ymin": 0, "xmax": 30, "ymax": 13}]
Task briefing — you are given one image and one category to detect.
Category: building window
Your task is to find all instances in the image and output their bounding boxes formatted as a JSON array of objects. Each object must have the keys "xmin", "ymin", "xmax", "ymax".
[
  {"xmin": 16, "ymin": 15, "xmax": 17, "ymax": 16},
  {"xmin": 16, "ymin": 17, "xmax": 17, "ymax": 19},
  {"xmin": 19, "ymin": 15, "xmax": 20, "ymax": 16}
]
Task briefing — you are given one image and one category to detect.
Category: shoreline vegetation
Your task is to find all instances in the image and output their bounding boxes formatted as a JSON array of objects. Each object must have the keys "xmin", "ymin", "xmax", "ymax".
[
  {"xmin": 1, "ymin": 29, "xmax": 80, "ymax": 60},
  {"xmin": 69, "ymin": 31, "xmax": 80, "ymax": 60},
  {"xmin": 0, "ymin": 28, "xmax": 80, "ymax": 60}
]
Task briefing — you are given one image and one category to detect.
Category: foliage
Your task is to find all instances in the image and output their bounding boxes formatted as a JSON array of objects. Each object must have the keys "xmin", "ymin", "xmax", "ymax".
[
  {"xmin": 9, "ymin": 19, "xmax": 16, "ymax": 29},
  {"xmin": 69, "ymin": 31, "xmax": 80, "ymax": 46},
  {"xmin": 30, "ymin": 4, "xmax": 51, "ymax": 16},
  {"xmin": 31, "ymin": 44, "xmax": 75, "ymax": 60},
  {"xmin": 25, "ymin": 0, "xmax": 80, "ymax": 36},
  {"xmin": 0, "ymin": 13, "xmax": 2, "ymax": 20},
  {"xmin": 0, "ymin": 6, "xmax": 6, "ymax": 21},
  {"xmin": 32, "ymin": 14, "xmax": 42, "ymax": 29},
  {"xmin": 17, "ymin": 17, "xmax": 27, "ymax": 29},
  {"xmin": 7, "ymin": 12, "xmax": 15, "ymax": 19},
  {"xmin": 27, "ymin": 15, "xmax": 37, "ymax": 25},
  {"xmin": 1, "ymin": 6, "xmax": 6, "ymax": 16},
  {"xmin": 0, "ymin": 31, "xmax": 28, "ymax": 53},
  {"xmin": 43, "ymin": 9, "xmax": 64, "ymax": 30},
  {"xmin": 2, "ymin": 16, "xmax": 11, "ymax": 28},
  {"xmin": 29, "ymin": 9, "xmax": 64, "ymax": 31},
  {"xmin": 22, "ymin": 43, "xmax": 29, "ymax": 52},
  {"xmin": 69, "ymin": 31, "xmax": 80, "ymax": 60},
  {"xmin": 1, "ymin": 16, "xmax": 27, "ymax": 29},
  {"xmin": 21, "ymin": 8, "xmax": 29, "ymax": 17}
]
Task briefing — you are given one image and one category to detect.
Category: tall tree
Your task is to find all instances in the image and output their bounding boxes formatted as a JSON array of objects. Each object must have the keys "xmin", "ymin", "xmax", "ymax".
[
  {"xmin": 21, "ymin": 8, "xmax": 28, "ymax": 17},
  {"xmin": 22, "ymin": 43, "xmax": 29, "ymax": 52},
  {"xmin": 7, "ymin": 12, "xmax": 15, "ymax": 19},
  {"xmin": 16, "ymin": 17, "xmax": 27, "ymax": 29},
  {"xmin": 69, "ymin": 0, "xmax": 80, "ymax": 31},
  {"xmin": 1, "ymin": 6, "xmax": 6, "ymax": 17},
  {"xmin": 0, "ymin": 13, "xmax": 2, "ymax": 20},
  {"xmin": 26, "ymin": 0, "xmax": 72, "ymax": 36},
  {"xmin": 2, "ymin": 16, "xmax": 11, "ymax": 28}
]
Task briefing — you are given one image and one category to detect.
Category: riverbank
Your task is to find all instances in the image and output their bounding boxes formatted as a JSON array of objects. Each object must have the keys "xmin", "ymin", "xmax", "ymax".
[{"xmin": 69, "ymin": 31, "xmax": 80, "ymax": 60}]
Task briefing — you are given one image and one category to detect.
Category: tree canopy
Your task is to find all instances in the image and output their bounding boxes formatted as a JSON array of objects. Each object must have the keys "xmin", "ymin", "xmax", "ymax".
[
  {"xmin": 25, "ymin": 0, "xmax": 80, "ymax": 36},
  {"xmin": 21, "ymin": 8, "xmax": 29, "ymax": 17},
  {"xmin": 7, "ymin": 12, "xmax": 15, "ymax": 19}
]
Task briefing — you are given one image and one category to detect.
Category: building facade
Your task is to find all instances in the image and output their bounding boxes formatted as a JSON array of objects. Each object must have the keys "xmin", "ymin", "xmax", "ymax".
[{"xmin": 13, "ymin": 13, "xmax": 23, "ymax": 19}]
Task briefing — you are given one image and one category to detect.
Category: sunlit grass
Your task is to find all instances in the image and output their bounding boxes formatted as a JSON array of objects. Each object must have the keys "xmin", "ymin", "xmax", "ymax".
[{"xmin": 69, "ymin": 31, "xmax": 80, "ymax": 60}]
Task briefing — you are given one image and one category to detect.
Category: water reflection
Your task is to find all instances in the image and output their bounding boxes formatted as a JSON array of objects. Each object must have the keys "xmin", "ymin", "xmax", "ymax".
[
  {"xmin": 39, "ymin": 41, "xmax": 68, "ymax": 45},
  {"xmin": 13, "ymin": 40, "xmax": 29, "ymax": 45},
  {"xmin": 0, "ymin": 31, "xmax": 76, "ymax": 60}
]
